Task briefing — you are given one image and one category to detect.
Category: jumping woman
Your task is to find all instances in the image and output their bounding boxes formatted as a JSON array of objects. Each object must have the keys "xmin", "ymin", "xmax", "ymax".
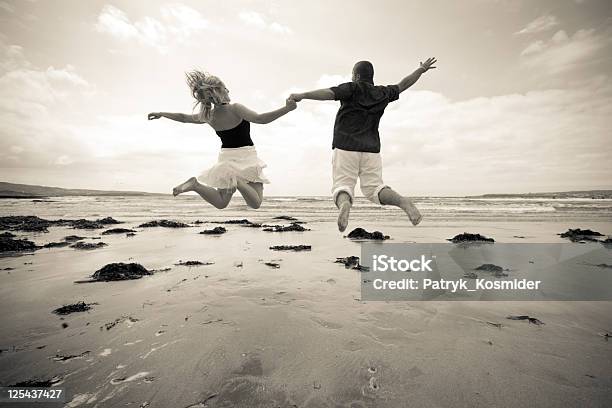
[{"xmin": 148, "ymin": 71, "xmax": 296, "ymax": 209}]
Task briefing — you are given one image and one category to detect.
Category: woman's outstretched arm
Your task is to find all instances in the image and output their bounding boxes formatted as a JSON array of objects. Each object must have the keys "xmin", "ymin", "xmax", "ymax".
[
  {"xmin": 232, "ymin": 98, "xmax": 296, "ymax": 124},
  {"xmin": 148, "ymin": 112, "xmax": 204, "ymax": 123}
]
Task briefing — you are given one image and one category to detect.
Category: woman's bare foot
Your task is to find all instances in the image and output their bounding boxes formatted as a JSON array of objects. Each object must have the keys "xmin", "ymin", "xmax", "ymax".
[
  {"xmin": 337, "ymin": 201, "xmax": 351, "ymax": 232},
  {"xmin": 400, "ymin": 198, "xmax": 422, "ymax": 226},
  {"xmin": 173, "ymin": 177, "xmax": 197, "ymax": 196}
]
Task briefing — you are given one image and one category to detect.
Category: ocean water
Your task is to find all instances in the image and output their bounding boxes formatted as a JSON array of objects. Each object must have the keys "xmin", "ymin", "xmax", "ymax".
[{"xmin": 1, "ymin": 195, "xmax": 611, "ymax": 224}]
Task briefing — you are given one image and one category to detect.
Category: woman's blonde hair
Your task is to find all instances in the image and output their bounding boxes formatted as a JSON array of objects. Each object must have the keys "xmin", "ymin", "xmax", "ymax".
[{"xmin": 185, "ymin": 70, "xmax": 230, "ymax": 122}]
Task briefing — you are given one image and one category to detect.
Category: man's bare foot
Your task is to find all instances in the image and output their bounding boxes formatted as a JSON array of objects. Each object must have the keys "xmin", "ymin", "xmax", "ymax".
[
  {"xmin": 173, "ymin": 177, "xmax": 197, "ymax": 196},
  {"xmin": 337, "ymin": 201, "xmax": 351, "ymax": 232},
  {"xmin": 400, "ymin": 198, "xmax": 422, "ymax": 226}
]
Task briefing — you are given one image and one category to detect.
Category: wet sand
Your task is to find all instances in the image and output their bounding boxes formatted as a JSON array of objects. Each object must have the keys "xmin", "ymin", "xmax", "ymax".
[{"xmin": 1, "ymin": 217, "xmax": 612, "ymax": 407}]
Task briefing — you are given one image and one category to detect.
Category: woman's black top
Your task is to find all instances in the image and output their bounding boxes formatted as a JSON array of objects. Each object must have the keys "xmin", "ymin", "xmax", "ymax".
[{"xmin": 215, "ymin": 120, "xmax": 254, "ymax": 148}]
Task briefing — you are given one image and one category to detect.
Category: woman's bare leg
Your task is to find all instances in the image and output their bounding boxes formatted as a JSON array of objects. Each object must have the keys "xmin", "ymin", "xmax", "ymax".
[
  {"xmin": 236, "ymin": 180, "xmax": 263, "ymax": 209},
  {"xmin": 173, "ymin": 177, "xmax": 197, "ymax": 196},
  {"xmin": 172, "ymin": 177, "xmax": 233, "ymax": 209}
]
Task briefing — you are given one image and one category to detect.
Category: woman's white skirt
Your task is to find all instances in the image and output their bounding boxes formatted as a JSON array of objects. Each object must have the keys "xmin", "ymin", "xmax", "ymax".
[{"xmin": 198, "ymin": 146, "xmax": 269, "ymax": 190}]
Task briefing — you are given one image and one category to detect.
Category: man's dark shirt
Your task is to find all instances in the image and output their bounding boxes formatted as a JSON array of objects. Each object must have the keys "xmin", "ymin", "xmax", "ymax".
[{"xmin": 330, "ymin": 81, "xmax": 400, "ymax": 153}]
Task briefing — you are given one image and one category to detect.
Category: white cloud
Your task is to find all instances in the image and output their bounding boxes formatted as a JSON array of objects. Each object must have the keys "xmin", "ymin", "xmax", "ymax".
[
  {"xmin": 515, "ymin": 14, "xmax": 559, "ymax": 35},
  {"xmin": 95, "ymin": 5, "xmax": 141, "ymax": 40},
  {"xmin": 520, "ymin": 28, "xmax": 612, "ymax": 74},
  {"xmin": 269, "ymin": 22, "xmax": 292, "ymax": 35},
  {"xmin": 239, "ymin": 11, "xmax": 266, "ymax": 29},
  {"xmin": 0, "ymin": 1, "xmax": 15, "ymax": 13},
  {"xmin": 376, "ymin": 78, "xmax": 612, "ymax": 194},
  {"xmin": 95, "ymin": 3, "xmax": 210, "ymax": 52},
  {"xmin": 45, "ymin": 65, "xmax": 90, "ymax": 87},
  {"xmin": 520, "ymin": 40, "xmax": 545, "ymax": 56},
  {"xmin": 0, "ymin": 43, "xmax": 29, "ymax": 72},
  {"xmin": 0, "ymin": 40, "xmax": 95, "ymax": 172},
  {"xmin": 0, "ymin": 64, "xmax": 91, "ymax": 107},
  {"xmin": 161, "ymin": 3, "xmax": 209, "ymax": 42},
  {"xmin": 95, "ymin": 5, "xmax": 167, "ymax": 51},
  {"xmin": 239, "ymin": 10, "xmax": 292, "ymax": 35},
  {"xmin": 55, "ymin": 155, "xmax": 74, "ymax": 165}
]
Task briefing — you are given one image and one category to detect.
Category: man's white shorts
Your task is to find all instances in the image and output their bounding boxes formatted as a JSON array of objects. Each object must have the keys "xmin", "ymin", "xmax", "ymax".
[{"xmin": 331, "ymin": 148, "xmax": 388, "ymax": 205}]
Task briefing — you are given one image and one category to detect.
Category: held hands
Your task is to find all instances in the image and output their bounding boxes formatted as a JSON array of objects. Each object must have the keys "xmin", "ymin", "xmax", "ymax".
[
  {"xmin": 148, "ymin": 112, "xmax": 162, "ymax": 120},
  {"xmin": 286, "ymin": 97, "xmax": 297, "ymax": 111},
  {"xmin": 288, "ymin": 93, "xmax": 304, "ymax": 102},
  {"xmin": 420, "ymin": 57, "xmax": 437, "ymax": 72}
]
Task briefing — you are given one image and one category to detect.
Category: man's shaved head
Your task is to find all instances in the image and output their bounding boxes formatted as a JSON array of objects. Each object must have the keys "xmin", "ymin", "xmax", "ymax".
[{"xmin": 352, "ymin": 61, "xmax": 374, "ymax": 84}]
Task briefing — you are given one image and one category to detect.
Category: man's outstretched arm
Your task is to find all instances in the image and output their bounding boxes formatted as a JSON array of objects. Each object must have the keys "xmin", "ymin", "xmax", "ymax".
[
  {"xmin": 397, "ymin": 57, "xmax": 437, "ymax": 93},
  {"xmin": 289, "ymin": 88, "xmax": 335, "ymax": 102}
]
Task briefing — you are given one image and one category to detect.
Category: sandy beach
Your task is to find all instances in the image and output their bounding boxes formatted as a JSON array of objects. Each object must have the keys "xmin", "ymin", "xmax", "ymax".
[{"xmin": 1, "ymin": 196, "xmax": 611, "ymax": 407}]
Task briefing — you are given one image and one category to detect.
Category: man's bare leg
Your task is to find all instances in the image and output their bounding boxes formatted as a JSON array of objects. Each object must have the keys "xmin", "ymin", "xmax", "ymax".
[
  {"xmin": 378, "ymin": 187, "xmax": 422, "ymax": 226},
  {"xmin": 335, "ymin": 191, "xmax": 352, "ymax": 232}
]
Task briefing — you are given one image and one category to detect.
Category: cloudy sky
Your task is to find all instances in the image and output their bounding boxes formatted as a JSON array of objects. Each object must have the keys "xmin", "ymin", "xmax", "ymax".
[{"xmin": 1, "ymin": 0, "xmax": 611, "ymax": 196}]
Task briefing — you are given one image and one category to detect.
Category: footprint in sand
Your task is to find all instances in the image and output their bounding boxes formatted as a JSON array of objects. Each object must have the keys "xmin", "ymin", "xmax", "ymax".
[
  {"xmin": 408, "ymin": 366, "xmax": 424, "ymax": 378},
  {"xmin": 52, "ymin": 351, "xmax": 90, "ymax": 362},
  {"xmin": 234, "ymin": 355, "xmax": 264, "ymax": 376},
  {"xmin": 155, "ymin": 330, "xmax": 166, "ymax": 337},
  {"xmin": 184, "ymin": 393, "xmax": 218, "ymax": 407},
  {"xmin": 361, "ymin": 367, "xmax": 380, "ymax": 396},
  {"xmin": 140, "ymin": 340, "xmax": 181, "ymax": 359},
  {"xmin": 343, "ymin": 340, "xmax": 363, "ymax": 352},
  {"xmin": 66, "ymin": 393, "xmax": 97, "ymax": 407},
  {"xmin": 311, "ymin": 317, "xmax": 343, "ymax": 330},
  {"xmin": 368, "ymin": 377, "xmax": 379, "ymax": 391},
  {"xmin": 110, "ymin": 372, "xmax": 151, "ymax": 385}
]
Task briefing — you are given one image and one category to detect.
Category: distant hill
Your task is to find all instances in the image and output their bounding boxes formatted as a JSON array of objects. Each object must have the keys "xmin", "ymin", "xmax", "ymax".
[
  {"xmin": 0, "ymin": 182, "xmax": 164, "ymax": 198},
  {"xmin": 472, "ymin": 190, "xmax": 612, "ymax": 199},
  {"xmin": 1, "ymin": 182, "xmax": 610, "ymax": 199}
]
